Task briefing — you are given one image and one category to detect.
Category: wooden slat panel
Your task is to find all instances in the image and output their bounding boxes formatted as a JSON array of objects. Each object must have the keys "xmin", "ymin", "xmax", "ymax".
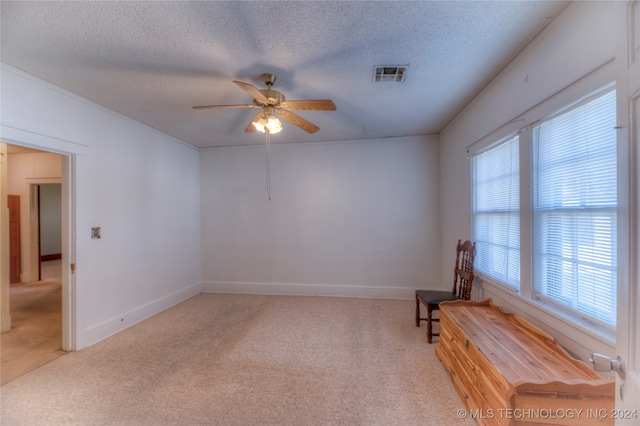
[
  {"xmin": 441, "ymin": 300, "xmax": 602, "ymax": 381},
  {"xmin": 439, "ymin": 309, "xmax": 512, "ymax": 426},
  {"xmin": 514, "ymin": 380, "xmax": 614, "ymax": 425}
]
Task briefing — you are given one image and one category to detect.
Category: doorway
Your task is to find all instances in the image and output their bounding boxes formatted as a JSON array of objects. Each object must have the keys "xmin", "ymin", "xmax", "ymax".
[
  {"xmin": 0, "ymin": 143, "xmax": 70, "ymax": 384},
  {"xmin": 8, "ymin": 195, "xmax": 20, "ymax": 283}
]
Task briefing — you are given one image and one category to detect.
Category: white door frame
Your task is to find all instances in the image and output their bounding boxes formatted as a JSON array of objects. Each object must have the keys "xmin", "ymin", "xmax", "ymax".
[
  {"xmin": 0, "ymin": 136, "xmax": 78, "ymax": 351},
  {"xmin": 616, "ymin": 0, "xmax": 640, "ymax": 416},
  {"xmin": 61, "ymin": 154, "xmax": 75, "ymax": 351},
  {"xmin": 0, "ymin": 143, "xmax": 11, "ymax": 333}
]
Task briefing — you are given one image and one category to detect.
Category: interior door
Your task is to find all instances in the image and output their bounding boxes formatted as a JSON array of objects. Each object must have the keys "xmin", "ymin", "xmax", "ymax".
[
  {"xmin": 616, "ymin": 0, "xmax": 640, "ymax": 416},
  {"xmin": 8, "ymin": 195, "xmax": 20, "ymax": 284}
]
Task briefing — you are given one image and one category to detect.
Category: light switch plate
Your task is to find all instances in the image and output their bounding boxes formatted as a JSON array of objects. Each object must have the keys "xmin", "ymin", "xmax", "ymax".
[{"xmin": 91, "ymin": 227, "xmax": 101, "ymax": 239}]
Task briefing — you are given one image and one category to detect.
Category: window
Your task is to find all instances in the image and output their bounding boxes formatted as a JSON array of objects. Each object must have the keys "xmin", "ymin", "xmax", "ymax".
[
  {"xmin": 532, "ymin": 88, "xmax": 617, "ymax": 328},
  {"xmin": 472, "ymin": 135, "xmax": 520, "ymax": 289},
  {"xmin": 470, "ymin": 84, "xmax": 617, "ymax": 331}
]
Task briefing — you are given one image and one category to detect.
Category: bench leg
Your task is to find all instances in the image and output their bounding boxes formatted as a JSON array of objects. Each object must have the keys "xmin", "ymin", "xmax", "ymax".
[
  {"xmin": 427, "ymin": 305, "xmax": 433, "ymax": 344},
  {"xmin": 415, "ymin": 295, "xmax": 421, "ymax": 327}
]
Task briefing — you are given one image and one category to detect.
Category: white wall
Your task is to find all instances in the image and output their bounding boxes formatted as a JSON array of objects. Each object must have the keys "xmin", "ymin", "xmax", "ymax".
[
  {"xmin": 201, "ymin": 135, "xmax": 441, "ymax": 299},
  {"xmin": 439, "ymin": 1, "xmax": 617, "ymax": 360},
  {"xmin": 1, "ymin": 64, "xmax": 201, "ymax": 349},
  {"xmin": 39, "ymin": 184, "xmax": 62, "ymax": 257}
]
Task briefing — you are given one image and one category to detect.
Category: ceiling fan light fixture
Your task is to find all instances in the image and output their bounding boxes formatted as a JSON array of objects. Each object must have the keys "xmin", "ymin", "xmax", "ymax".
[{"xmin": 253, "ymin": 108, "xmax": 282, "ymax": 134}]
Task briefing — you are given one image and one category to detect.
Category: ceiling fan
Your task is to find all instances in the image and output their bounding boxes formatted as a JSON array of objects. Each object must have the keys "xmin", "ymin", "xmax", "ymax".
[{"xmin": 193, "ymin": 73, "xmax": 336, "ymax": 134}]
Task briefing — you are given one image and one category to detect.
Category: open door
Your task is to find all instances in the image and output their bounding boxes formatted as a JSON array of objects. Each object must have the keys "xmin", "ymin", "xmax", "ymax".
[{"xmin": 616, "ymin": 0, "xmax": 640, "ymax": 415}]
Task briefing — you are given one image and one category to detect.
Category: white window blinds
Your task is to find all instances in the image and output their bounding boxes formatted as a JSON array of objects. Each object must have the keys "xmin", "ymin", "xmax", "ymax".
[
  {"xmin": 472, "ymin": 135, "xmax": 520, "ymax": 289},
  {"xmin": 532, "ymin": 88, "xmax": 617, "ymax": 327}
]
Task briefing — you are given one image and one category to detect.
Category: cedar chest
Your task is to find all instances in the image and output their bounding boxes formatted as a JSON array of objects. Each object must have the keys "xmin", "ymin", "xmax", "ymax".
[{"xmin": 434, "ymin": 299, "xmax": 615, "ymax": 425}]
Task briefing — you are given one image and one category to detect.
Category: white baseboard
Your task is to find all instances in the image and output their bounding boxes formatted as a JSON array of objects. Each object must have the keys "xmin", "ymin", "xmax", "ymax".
[
  {"xmin": 80, "ymin": 282, "xmax": 201, "ymax": 349},
  {"xmin": 201, "ymin": 281, "xmax": 415, "ymax": 300}
]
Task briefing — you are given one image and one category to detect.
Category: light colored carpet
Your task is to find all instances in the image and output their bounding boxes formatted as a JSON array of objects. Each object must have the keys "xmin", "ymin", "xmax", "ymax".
[
  {"xmin": 0, "ymin": 294, "xmax": 473, "ymax": 425},
  {"xmin": 1, "ymin": 260, "xmax": 64, "ymax": 385}
]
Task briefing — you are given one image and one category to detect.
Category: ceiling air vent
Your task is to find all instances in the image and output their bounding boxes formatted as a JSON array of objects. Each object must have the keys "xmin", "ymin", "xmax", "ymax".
[{"xmin": 373, "ymin": 65, "xmax": 408, "ymax": 83}]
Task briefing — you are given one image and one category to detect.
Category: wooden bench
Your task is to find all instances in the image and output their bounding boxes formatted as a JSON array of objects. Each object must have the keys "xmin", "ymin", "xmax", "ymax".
[{"xmin": 435, "ymin": 299, "xmax": 615, "ymax": 425}]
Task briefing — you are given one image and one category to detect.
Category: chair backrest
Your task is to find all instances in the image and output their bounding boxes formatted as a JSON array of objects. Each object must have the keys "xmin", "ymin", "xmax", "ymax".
[{"xmin": 451, "ymin": 240, "xmax": 476, "ymax": 300}]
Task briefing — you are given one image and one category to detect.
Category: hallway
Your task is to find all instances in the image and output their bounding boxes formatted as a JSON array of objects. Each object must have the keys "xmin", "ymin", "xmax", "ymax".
[{"xmin": 1, "ymin": 260, "xmax": 64, "ymax": 385}]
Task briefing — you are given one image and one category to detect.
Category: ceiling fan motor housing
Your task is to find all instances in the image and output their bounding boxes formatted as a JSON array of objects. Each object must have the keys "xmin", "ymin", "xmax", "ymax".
[
  {"xmin": 261, "ymin": 73, "xmax": 277, "ymax": 86},
  {"xmin": 256, "ymin": 89, "xmax": 285, "ymax": 107}
]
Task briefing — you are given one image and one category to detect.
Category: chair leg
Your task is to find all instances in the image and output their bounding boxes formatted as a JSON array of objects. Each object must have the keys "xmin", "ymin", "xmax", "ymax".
[
  {"xmin": 427, "ymin": 305, "xmax": 433, "ymax": 344},
  {"xmin": 415, "ymin": 295, "xmax": 421, "ymax": 327}
]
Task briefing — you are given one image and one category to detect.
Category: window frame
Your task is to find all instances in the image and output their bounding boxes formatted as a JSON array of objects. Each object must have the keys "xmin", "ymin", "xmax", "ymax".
[{"xmin": 468, "ymin": 80, "xmax": 618, "ymax": 341}]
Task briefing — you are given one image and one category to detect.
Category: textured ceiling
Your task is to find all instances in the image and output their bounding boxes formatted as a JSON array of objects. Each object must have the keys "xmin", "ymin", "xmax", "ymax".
[{"xmin": 1, "ymin": 1, "xmax": 570, "ymax": 148}]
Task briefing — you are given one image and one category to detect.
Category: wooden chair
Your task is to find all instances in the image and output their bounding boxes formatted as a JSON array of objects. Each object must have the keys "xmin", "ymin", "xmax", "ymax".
[{"xmin": 415, "ymin": 239, "xmax": 476, "ymax": 343}]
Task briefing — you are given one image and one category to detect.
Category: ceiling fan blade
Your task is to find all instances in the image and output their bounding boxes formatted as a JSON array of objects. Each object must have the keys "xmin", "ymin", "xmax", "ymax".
[
  {"xmin": 233, "ymin": 80, "xmax": 268, "ymax": 102},
  {"xmin": 193, "ymin": 104, "xmax": 257, "ymax": 110},
  {"xmin": 279, "ymin": 110, "xmax": 320, "ymax": 133},
  {"xmin": 280, "ymin": 100, "xmax": 336, "ymax": 111},
  {"xmin": 244, "ymin": 112, "xmax": 265, "ymax": 133}
]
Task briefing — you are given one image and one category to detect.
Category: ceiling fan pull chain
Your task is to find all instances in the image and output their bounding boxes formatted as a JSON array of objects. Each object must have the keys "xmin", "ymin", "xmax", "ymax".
[
  {"xmin": 266, "ymin": 132, "xmax": 268, "ymax": 191},
  {"xmin": 266, "ymin": 130, "xmax": 271, "ymax": 200}
]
